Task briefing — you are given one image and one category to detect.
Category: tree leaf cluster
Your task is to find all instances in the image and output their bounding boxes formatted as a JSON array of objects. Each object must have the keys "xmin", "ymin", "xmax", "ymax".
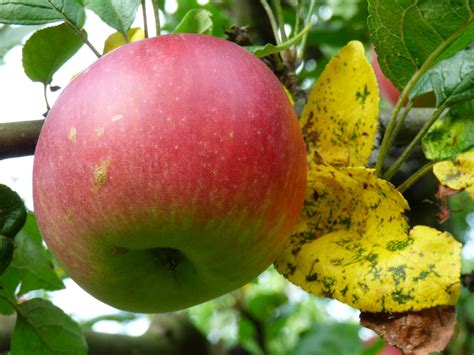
[{"xmin": 0, "ymin": 205, "xmax": 86, "ymax": 354}]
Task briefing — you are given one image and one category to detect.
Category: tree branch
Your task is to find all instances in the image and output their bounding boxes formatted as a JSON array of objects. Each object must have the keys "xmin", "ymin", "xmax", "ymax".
[
  {"xmin": 0, "ymin": 108, "xmax": 433, "ymax": 161},
  {"xmin": 0, "ymin": 120, "xmax": 43, "ymax": 160}
]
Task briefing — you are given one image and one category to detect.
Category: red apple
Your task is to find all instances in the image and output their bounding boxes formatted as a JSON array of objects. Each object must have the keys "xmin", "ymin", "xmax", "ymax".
[
  {"xmin": 371, "ymin": 46, "xmax": 401, "ymax": 106},
  {"xmin": 365, "ymin": 337, "xmax": 402, "ymax": 355},
  {"xmin": 32, "ymin": 34, "xmax": 307, "ymax": 313}
]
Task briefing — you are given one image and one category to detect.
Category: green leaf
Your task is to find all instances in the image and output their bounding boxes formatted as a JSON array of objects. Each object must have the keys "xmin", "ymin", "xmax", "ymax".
[
  {"xmin": 0, "ymin": 236, "xmax": 14, "ymax": 275},
  {"xmin": 22, "ymin": 23, "xmax": 83, "ymax": 84},
  {"xmin": 423, "ymin": 103, "xmax": 474, "ymax": 160},
  {"xmin": 293, "ymin": 322, "xmax": 363, "ymax": 355},
  {"xmin": 246, "ymin": 292, "xmax": 288, "ymax": 322},
  {"xmin": 0, "ymin": 268, "xmax": 20, "ymax": 314},
  {"xmin": 368, "ymin": 0, "xmax": 473, "ymax": 91},
  {"xmin": 0, "ymin": 184, "xmax": 27, "ymax": 238},
  {"xmin": 410, "ymin": 47, "xmax": 474, "ymax": 106},
  {"xmin": 172, "ymin": 9, "xmax": 213, "ymax": 35},
  {"xmin": 438, "ymin": 22, "xmax": 474, "ymax": 63},
  {"xmin": 0, "ymin": 0, "xmax": 85, "ymax": 27},
  {"xmin": 238, "ymin": 317, "xmax": 262, "ymax": 355},
  {"xmin": 9, "ymin": 213, "xmax": 64, "ymax": 294},
  {"xmin": 12, "ymin": 298, "xmax": 87, "ymax": 355},
  {"xmin": 0, "ymin": 24, "xmax": 39, "ymax": 64},
  {"xmin": 84, "ymin": 0, "xmax": 140, "ymax": 35}
]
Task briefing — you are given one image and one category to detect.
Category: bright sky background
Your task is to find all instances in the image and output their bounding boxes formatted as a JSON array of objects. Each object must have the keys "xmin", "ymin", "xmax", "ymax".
[{"xmin": 0, "ymin": 0, "xmax": 472, "ymax": 338}]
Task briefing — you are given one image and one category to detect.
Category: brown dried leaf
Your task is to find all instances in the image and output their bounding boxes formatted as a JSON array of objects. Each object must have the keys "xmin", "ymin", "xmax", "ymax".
[
  {"xmin": 435, "ymin": 184, "xmax": 460, "ymax": 224},
  {"xmin": 360, "ymin": 306, "xmax": 456, "ymax": 354}
]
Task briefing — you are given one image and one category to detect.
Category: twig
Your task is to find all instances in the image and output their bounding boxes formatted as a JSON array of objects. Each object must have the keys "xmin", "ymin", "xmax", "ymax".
[
  {"xmin": 297, "ymin": 0, "xmax": 316, "ymax": 62},
  {"xmin": 397, "ymin": 161, "xmax": 435, "ymax": 193},
  {"xmin": 386, "ymin": 100, "xmax": 414, "ymax": 150},
  {"xmin": 274, "ymin": 0, "xmax": 288, "ymax": 42},
  {"xmin": 294, "ymin": 0, "xmax": 302, "ymax": 35},
  {"xmin": 260, "ymin": 0, "xmax": 281, "ymax": 44},
  {"xmin": 141, "ymin": 0, "xmax": 149, "ymax": 38},
  {"xmin": 152, "ymin": 0, "xmax": 161, "ymax": 36},
  {"xmin": 383, "ymin": 103, "xmax": 447, "ymax": 180}
]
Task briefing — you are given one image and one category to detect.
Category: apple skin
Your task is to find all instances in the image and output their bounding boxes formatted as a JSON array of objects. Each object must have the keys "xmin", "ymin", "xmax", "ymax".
[
  {"xmin": 370, "ymin": 46, "xmax": 400, "ymax": 106},
  {"xmin": 33, "ymin": 34, "xmax": 307, "ymax": 313},
  {"xmin": 365, "ymin": 337, "xmax": 402, "ymax": 355}
]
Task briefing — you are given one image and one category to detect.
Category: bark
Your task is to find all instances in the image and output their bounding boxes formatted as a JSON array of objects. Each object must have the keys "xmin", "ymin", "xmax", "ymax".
[{"xmin": 0, "ymin": 120, "xmax": 43, "ymax": 160}]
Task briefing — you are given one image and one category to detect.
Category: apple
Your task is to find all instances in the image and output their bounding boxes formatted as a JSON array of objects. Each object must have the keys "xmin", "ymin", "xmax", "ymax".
[
  {"xmin": 370, "ymin": 46, "xmax": 401, "ymax": 106},
  {"xmin": 33, "ymin": 34, "xmax": 307, "ymax": 313},
  {"xmin": 365, "ymin": 337, "xmax": 402, "ymax": 355}
]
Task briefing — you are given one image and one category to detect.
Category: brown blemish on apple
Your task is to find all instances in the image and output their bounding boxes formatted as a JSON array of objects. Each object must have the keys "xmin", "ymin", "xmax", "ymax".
[
  {"xmin": 111, "ymin": 113, "xmax": 124, "ymax": 122},
  {"xmin": 66, "ymin": 208, "xmax": 74, "ymax": 222},
  {"xmin": 95, "ymin": 127, "xmax": 104, "ymax": 137},
  {"xmin": 111, "ymin": 246, "xmax": 128, "ymax": 255},
  {"xmin": 92, "ymin": 159, "xmax": 111, "ymax": 193},
  {"xmin": 68, "ymin": 128, "xmax": 77, "ymax": 142}
]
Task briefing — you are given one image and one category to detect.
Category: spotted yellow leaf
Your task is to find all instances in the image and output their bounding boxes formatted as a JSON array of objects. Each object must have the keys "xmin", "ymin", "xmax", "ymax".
[
  {"xmin": 275, "ymin": 168, "xmax": 461, "ymax": 312},
  {"xmin": 433, "ymin": 150, "xmax": 474, "ymax": 198},
  {"xmin": 103, "ymin": 27, "xmax": 145, "ymax": 54},
  {"xmin": 300, "ymin": 41, "xmax": 379, "ymax": 168}
]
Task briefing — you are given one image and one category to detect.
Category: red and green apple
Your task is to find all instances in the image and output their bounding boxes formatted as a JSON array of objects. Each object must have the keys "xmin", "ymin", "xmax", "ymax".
[{"xmin": 33, "ymin": 34, "xmax": 307, "ymax": 313}]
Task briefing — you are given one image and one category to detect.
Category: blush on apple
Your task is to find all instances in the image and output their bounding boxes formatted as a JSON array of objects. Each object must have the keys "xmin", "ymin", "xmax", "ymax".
[
  {"xmin": 33, "ymin": 34, "xmax": 307, "ymax": 313},
  {"xmin": 370, "ymin": 46, "xmax": 401, "ymax": 106}
]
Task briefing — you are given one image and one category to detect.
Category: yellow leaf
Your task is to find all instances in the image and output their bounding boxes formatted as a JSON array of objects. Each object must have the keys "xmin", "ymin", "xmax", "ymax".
[
  {"xmin": 285, "ymin": 166, "xmax": 408, "ymax": 242},
  {"xmin": 103, "ymin": 28, "xmax": 145, "ymax": 54},
  {"xmin": 282, "ymin": 85, "xmax": 294, "ymax": 105},
  {"xmin": 275, "ymin": 168, "xmax": 461, "ymax": 312},
  {"xmin": 300, "ymin": 41, "xmax": 379, "ymax": 168},
  {"xmin": 433, "ymin": 150, "xmax": 474, "ymax": 194}
]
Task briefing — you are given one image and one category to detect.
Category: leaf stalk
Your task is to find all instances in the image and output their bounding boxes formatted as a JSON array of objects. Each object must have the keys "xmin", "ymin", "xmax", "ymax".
[{"xmin": 383, "ymin": 103, "xmax": 447, "ymax": 180}]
